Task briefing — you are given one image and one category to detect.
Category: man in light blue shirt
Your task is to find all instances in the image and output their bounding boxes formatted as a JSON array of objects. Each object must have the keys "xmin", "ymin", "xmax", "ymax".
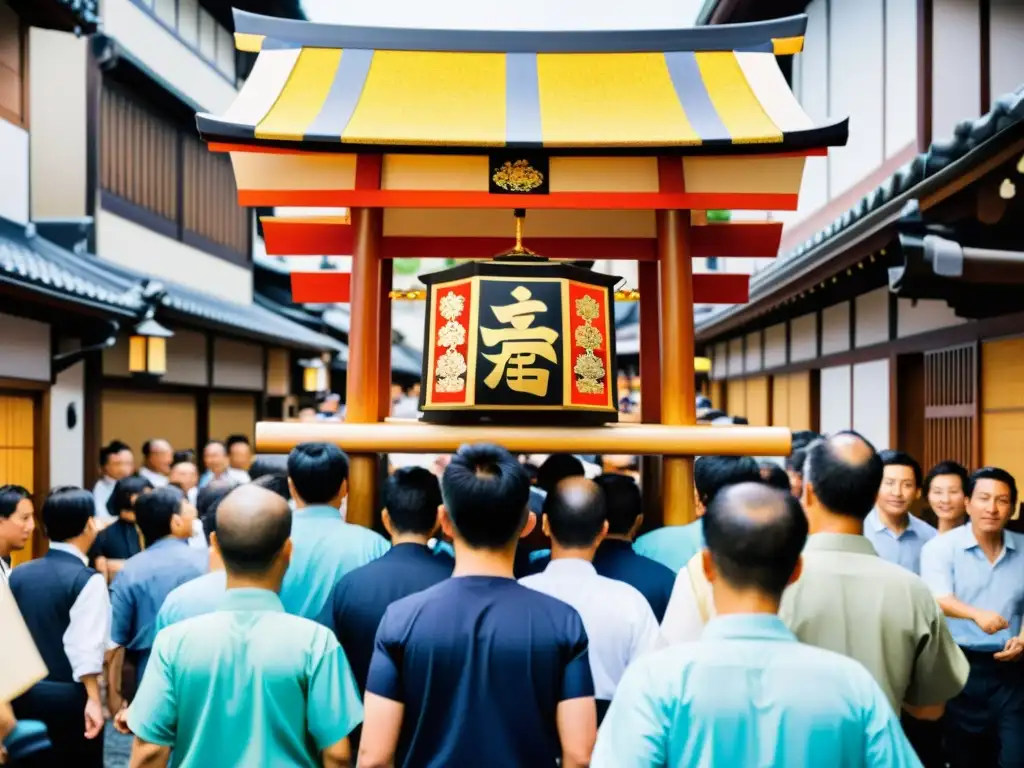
[
  {"xmin": 863, "ymin": 450, "xmax": 936, "ymax": 574},
  {"xmin": 125, "ymin": 484, "xmax": 361, "ymax": 768},
  {"xmin": 633, "ymin": 456, "xmax": 761, "ymax": 572},
  {"xmin": 279, "ymin": 442, "xmax": 390, "ymax": 618},
  {"xmin": 594, "ymin": 482, "xmax": 920, "ymax": 768},
  {"xmin": 920, "ymin": 466, "xmax": 1024, "ymax": 768}
]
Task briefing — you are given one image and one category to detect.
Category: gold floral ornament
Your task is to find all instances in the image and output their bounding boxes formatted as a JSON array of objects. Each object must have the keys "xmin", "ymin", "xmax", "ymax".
[
  {"xmin": 435, "ymin": 290, "xmax": 468, "ymax": 393},
  {"xmin": 573, "ymin": 295, "xmax": 606, "ymax": 395},
  {"xmin": 492, "ymin": 160, "xmax": 544, "ymax": 193}
]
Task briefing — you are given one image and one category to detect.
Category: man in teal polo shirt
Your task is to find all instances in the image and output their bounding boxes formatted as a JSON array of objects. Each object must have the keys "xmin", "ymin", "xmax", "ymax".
[
  {"xmin": 126, "ymin": 484, "xmax": 362, "ymax": 767},
  {"xmin": 280, "ymin": 442, "xmax": 390, "ymax": 619}
]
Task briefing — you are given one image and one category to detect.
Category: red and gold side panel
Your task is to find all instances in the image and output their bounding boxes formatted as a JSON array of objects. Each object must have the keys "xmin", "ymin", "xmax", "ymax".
[
  {"xmin": 564, "ymin": 281, "xmax": 615, "ymax": 411},
  {"xmin": 423, "ymin": 278, "xmax": 477, "ymax": 408}
]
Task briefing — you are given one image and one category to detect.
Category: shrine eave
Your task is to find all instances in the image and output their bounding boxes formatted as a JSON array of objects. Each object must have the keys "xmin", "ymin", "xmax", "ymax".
[{"xmin": 197, "ymin": 11, "xmax": 848, "ymax": 155}]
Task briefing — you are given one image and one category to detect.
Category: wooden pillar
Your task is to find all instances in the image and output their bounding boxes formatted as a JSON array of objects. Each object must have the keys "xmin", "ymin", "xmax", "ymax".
[
  {"xmin": 637, "ymin": 260, "xmax": 663, "ymax": 531},
  {"xmin": 345, "ymin": 206, "xmax": 383, "ymax": 528},
  {"xmin": 377, "ymin": 259, "xmax": 394, "ymax": 421},
  {"xmin": 658, "ymin": 209, "xmax": 696, "ymax": 525}
]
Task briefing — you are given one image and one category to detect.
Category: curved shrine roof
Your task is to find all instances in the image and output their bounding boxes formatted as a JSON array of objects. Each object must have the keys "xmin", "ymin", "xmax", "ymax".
[{"xmin": 197, "ymin": 10, "xmax": 847, "ymax": 154}]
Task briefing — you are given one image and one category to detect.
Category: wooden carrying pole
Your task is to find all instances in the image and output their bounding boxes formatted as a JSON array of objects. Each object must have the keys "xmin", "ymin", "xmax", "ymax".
[
  {"xmin": 658, "ymin": 209, "xmax": 697, "ymax": 525},
  {"xmin": 256, "ymin": 421, "xmax": 791, "ymax": 457},
  {"xmin": 344, "ymin": 207, "xmax": 383, "ymax": 528}
]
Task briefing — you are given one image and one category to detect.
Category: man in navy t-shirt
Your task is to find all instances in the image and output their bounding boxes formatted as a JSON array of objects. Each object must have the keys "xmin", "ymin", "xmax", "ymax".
[{"xmin": 360, "ymin": 443, "xmax": 597, "ymax": 768}]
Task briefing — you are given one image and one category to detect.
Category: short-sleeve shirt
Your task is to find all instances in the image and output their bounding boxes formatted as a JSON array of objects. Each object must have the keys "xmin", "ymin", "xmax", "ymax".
[
  {"xmin": 318, "ymin": 543, "xmax": 453, "ymax": 692},
  {"xmin": 153, "ymin": 570, "xmax": 227, "ymax": 635},
  {"xmin": 110, "ymin": 538, "xmax": 208, "ymax": 683},
  {"xmin": 863, "ymin": 509, "xmax": 937, "ymax": 574},
  {"xmin": 279, "ymin": 505, "xmax": 391, "ymax": 619},
  {"xmin": 779, "ymin": 533, "xmax": 968, "ymax": 713},
  {"xmin": 520, "ymin": 559, "xmax": 660, "ymax": 700},
  {"xmin": 365, "ymin": 576, "xmax": 593, "ymax": 767},
  {"xmin": 592, "ymin": 614, "xmax": 923, "ymax": 768},
  {"xmin": 633, "ymin": 520, "xmax": 704, "ymax": 573},
  {"xmin": 920, "ymin": 525, "xmax": 1024, "ymax": 651},
  {"xmin": 128, "ymin": 588, "xmax": 362, "ymax": 768}
]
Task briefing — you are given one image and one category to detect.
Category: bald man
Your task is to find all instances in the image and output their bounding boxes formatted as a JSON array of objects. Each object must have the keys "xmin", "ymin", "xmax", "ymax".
[
  {"xmin": 125, "ymin": 485, "xmax": 362, "ymax": 768},
  {"xmin": 594, "ymin": 483, "xmax": 921, "ymax": 767},
  {"xmin": 140, "ymin": 439, "xmax": 173, "ymax": 488},
  {"xmin": 520, "ymin": 477, "xmax": 660, "ymax": 724}
]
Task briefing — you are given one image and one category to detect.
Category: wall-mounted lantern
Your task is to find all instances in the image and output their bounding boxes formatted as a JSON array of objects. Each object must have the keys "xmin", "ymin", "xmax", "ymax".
[
  {"xmin": 300, "ymin": 356, "xmax": 329, "ymax": 393},
  {"xmin": 129, "ymin": 317, "xmax": 173, "ymax": 377}
]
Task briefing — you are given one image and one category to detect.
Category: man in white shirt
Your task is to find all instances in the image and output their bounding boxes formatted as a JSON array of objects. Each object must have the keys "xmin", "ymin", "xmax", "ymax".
[
  {"xmin": 9, "ymin": 486, "xmax": 111, "ymax": 767},
  {"xmin": 199, "ymin": 441, "xmax": 250, "ymax": 488},
  {"xmin": 138, "ymin": 439, "xmax": 173, "ymax": 488},
  {"xmin": 0, "ymin": 485, "xmax": 35, "ymax": 583},
  {"xmin": 93, "ymin": 441, "xmax": 134, "ymax": 522},
  {"xmin": 520, "ymin": 476, "xmax": 661, "ymax": 723}
]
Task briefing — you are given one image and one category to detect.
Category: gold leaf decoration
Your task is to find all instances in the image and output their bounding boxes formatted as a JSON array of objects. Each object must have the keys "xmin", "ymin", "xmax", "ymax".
[
  {"xmin": 435, "ymin": 291, "xmax": 468, "ymax": 393},
  {"xmin": 492, "ymin": 160, "xmax": 544, "ymax": 193},
  {"xmin": 573, "ymin": 294, "xmax": 605, "ymax": 395}
]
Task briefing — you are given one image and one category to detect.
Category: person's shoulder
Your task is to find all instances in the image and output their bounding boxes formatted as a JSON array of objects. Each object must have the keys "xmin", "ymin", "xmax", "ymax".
[
  {"xmin": 383, "ymin": 577, "xmax": 452, "ymax": 617},
  {"xmin": 922, "ymin": 526, "xmax": 962, "ymax": 555},
  {"xmin": 593, "ymin": 572, "xmax": 652, "ymax": 610},
  {"xmin": 910, "ymin": 514, "xmax": 938, "ymax": 538},
  {"xmin": 1006, "ymin": 529, "xmax": 1024, "ymax": 549},
  {"xmin": 629, "ymin": 550, "xmax": 677, "ymax": 580},
  {"xmin": 340, "ymin": 522, "xmax": 390, "ymax": 547}
]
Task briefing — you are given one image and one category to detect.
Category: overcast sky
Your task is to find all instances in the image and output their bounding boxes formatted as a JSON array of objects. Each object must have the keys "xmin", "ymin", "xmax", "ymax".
[{"xmin": 301, "ymin": 0, "xmax": 705, "ymax": 30}]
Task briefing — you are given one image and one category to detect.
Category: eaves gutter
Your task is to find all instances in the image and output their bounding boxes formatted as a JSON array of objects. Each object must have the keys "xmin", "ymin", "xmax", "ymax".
[{"xmin": 694, "ymin": 127, "xmax": 1024, "ymax": 342}]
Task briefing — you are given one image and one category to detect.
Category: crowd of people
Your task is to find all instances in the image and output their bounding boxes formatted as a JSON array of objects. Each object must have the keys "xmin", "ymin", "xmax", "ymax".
[{"xmin": 0, "ymin": 424, "xmax": 1021, "ymax": 766}]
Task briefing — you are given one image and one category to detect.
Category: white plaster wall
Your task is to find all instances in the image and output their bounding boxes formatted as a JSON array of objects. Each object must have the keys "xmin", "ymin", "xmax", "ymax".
[
  {"xmin": 790, "ymin": 313, "xmax": 817, "ymax": 363},
  {"xmin": 103, "ymin": 0, "xmax": 237, "ymax": 114},
  {"xmin": 932, "ymin": 0, "xmax": 982, "ymax": 142},
  {"xmin": 0, "ymin": 313, "xmax": 50, "ymax": 381},
  {"xmin": 821, "ymin": 301, "xmax": 851, "ymax": 355},
  {"xmin": 897, "ymin": 298, "xmax": 967, "ymax": 338},
  {"xmin": 727, "ymin": 338, "xmax": 744, "ymax": 376},
  {"xmin": 853, "ymin": 358, "xmax": 890, "ymax": 450},
  {"xmin": 789, "ymin": 0, "xmax": 830, "ymax": 228},
  {"xmin": 854, "ymin": 288, "xmax": 890, "ymax": 348},
  {"xmin": 0, "ymin": 119, "xmax": 28, "ymax": 224},
  {"xmin": 744, "ymin": 332, "xmax": 762, "ymax": 373},
  {"xmin": 819, "ymin": 365, "xmax": 852, "ymax": 436},
  {"xmin": 50, "ymin": 359, "xmax": 85, "ymax": 488},
  {"xmin": 96, "ymin": 210, "xmax": 253, "ymax": 304},
  {"xmin": 990, "ymin": 0, "xmax": 1024, "ymax": 103},
  {"xmin": 885, "ymin": 0, "xmax": 919, "ymax": 156},
  {"xmin": 764, "ymin": 324, "xmax": 787, "ymax": 368}
]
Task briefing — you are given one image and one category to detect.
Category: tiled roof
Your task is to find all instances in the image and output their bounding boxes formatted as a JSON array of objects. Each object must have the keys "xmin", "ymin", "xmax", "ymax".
[{"xmin": 696, "ymin": 84, "xmax": 1024, "ymax": 333}]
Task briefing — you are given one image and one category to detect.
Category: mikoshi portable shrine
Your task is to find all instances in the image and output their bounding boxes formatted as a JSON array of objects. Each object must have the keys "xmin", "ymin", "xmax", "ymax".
[{"xmin": 198, "ymin": 9, "xmax": 849, "ymax": 528}]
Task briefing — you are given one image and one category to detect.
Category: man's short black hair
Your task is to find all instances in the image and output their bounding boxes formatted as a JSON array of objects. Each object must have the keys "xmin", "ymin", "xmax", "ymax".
[
  {"xmin": 967, "ymin": 466, "xmax": 1018, "ymax": 511},
  {"xmin": 791, "ymin": 431, "xmax": 822, "ymax": 452},
  {"xmin": 698, "ymin": 409, "xmax": 727, "ymax": 422},
  {"xmin": 784, "ymin": 449, "xmax": 807, "ymax": 475},
  {"xmin": 594, "ymin": 474, "xmax": 642, "ymax": 535},
  {"xmin": 196, "ymin": 480, "xmax": 240, "ymax": 544},
  {"xmin": 249, "ymin": 455, "xmax": 289, "ymax": 481},
  {"xmin": 536, "ymin": 454, "xmax": 585, "ymax": 494},
  {"xmin": 804, "ymin": 431, "xmax": 882, "ymax": 520},
  {"xmin": 172, "ymin": 449, "xmax": 196, "ymax": 467},
  {"xmin": 100, "ymin": 440, "xmax": 131, "ymax": 468},
  {"xmin": 704, "ymin": 482, "xmax": 808, "ymax": 599},
  {"xmin": 759, "ymin": 462, "xmax": 792, "ymax": 493},
  {"xmin": 287, "ymin": 442, "xmax": 349, "ymax": 504},
  {"xmin": 216, "ymin": 487, "xmax": 292, "ymax": 575},
  {"xmin": 226, "ymin": 434, "xmax": 251, "ymax": 449},
  {"xmin": 543, "ymin": 478, "xmax": 606, "ymax": 548},
  {"xmin": 107, "ymin": 476, "xmax": 154, "ymax": 518},
  {"xmin": 923, "ymin": 461, "xmax": 970, "ymax": 497},
  {"xmin": 694, "ymin": 456, "xmax": 763, "ymax": 505},
  {"xmin": 134, "ymin": 486, "xmax": 185, "ymax": 546},
  {"xmin": 521, "ymin": 462, "xmax": 539, "ymax": 484},
  {"xmin": 385, "ymin": 467, "xmax": 442, "ymax": 535},
  {"xmin": 42, "ymin": 487, "xmax": 94, "ymax": 542},
  {"xmin": 879, "ymin": 449, "xmax": 923, "ymax": 488},
  {"xmin": 0, "ymin": 485, "xmax": 31, "ymax": 520},
  {"xmin": 252, "ymin": 473, "xmax": 291, "ymax": 502},
  {"xmin": 441, "ymin": 443, "xmax": 530, "ymax": 549}
]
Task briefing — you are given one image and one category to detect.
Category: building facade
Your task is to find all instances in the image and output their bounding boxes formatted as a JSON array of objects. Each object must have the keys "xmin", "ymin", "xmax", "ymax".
[{"xmin": 697, "ymin": 0, "xmax": 1024, "ymax": 499}]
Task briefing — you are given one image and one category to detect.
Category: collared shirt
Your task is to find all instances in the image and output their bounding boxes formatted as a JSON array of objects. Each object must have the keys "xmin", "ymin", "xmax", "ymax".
[
  {"xmin": 279, "ymin": 505, "xmax": 390, "ymax": 619},
  {"xmin": 591, "ymin": 614, "xmax": 922, "ymax": 768},
  {"xmin": 138, "ymin": 467, "xmax": 169, "ymax": 488},
  {"xmin": 197, "ymin": 467, "xmax": 250, "ymax": 489},
  {"xmin": 110, "ymin": 538, "xmax": 208, "ymax": 683},
  {"xmin": 153, "ymin": 570, "xmax": 227, "ymax": 635},
  {"xmin": 367, "ymin": 576, "xmax": 593, "ymax": 767},
  {"xmin": 863, "ymin": 509, "xmax": 937, "ymax": 574},
  {"xmin": 593, "ymin": 539, "xmax": 676, "ymax": 623},
  {"xmin": 48, "ymin": 542, "xmax": 111, "ymax": 682},
  {"xmin": 633, "ymin": 519, "xmax": 704, "ymax": 573},
  {"xmin": 0, "ymin": 557, "xmax": 10, "ymax": 583},
  {"xmin": 92, "ymin": 476, "xmax": 117, "ymax": 522},
  {"xmin": 318, "ymin": 543, "xmax": 452, "ymax": 693},
  {"xmin": 920, "ymin": 525, "xmax": 1024, "ymax": 651},
  {"xmin": 89, "ymin": 517, "xmax": 144, "ymax": 564},
  {"xmin": 780, "ymin": 533, "xmax": 968, "ymax": 713},
  {"xmin": 129, "ymin": 588, "xmax": 362, "ymax": 768},
  {"xmin": 521, "ymin": 559, "xmax": 660, "ymax": 700}
]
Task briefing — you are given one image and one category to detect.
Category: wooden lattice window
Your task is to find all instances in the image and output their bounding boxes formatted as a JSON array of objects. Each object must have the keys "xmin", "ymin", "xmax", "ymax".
[{"xmin": 923, "ymin": 343, "xmax": 977, "ymax": 471}]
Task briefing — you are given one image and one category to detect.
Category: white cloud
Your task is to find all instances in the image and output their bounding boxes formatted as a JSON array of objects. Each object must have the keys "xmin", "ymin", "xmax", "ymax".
[{"xmin": 301, "ymin": 0, "xmax": 704, "ymax": 31}]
